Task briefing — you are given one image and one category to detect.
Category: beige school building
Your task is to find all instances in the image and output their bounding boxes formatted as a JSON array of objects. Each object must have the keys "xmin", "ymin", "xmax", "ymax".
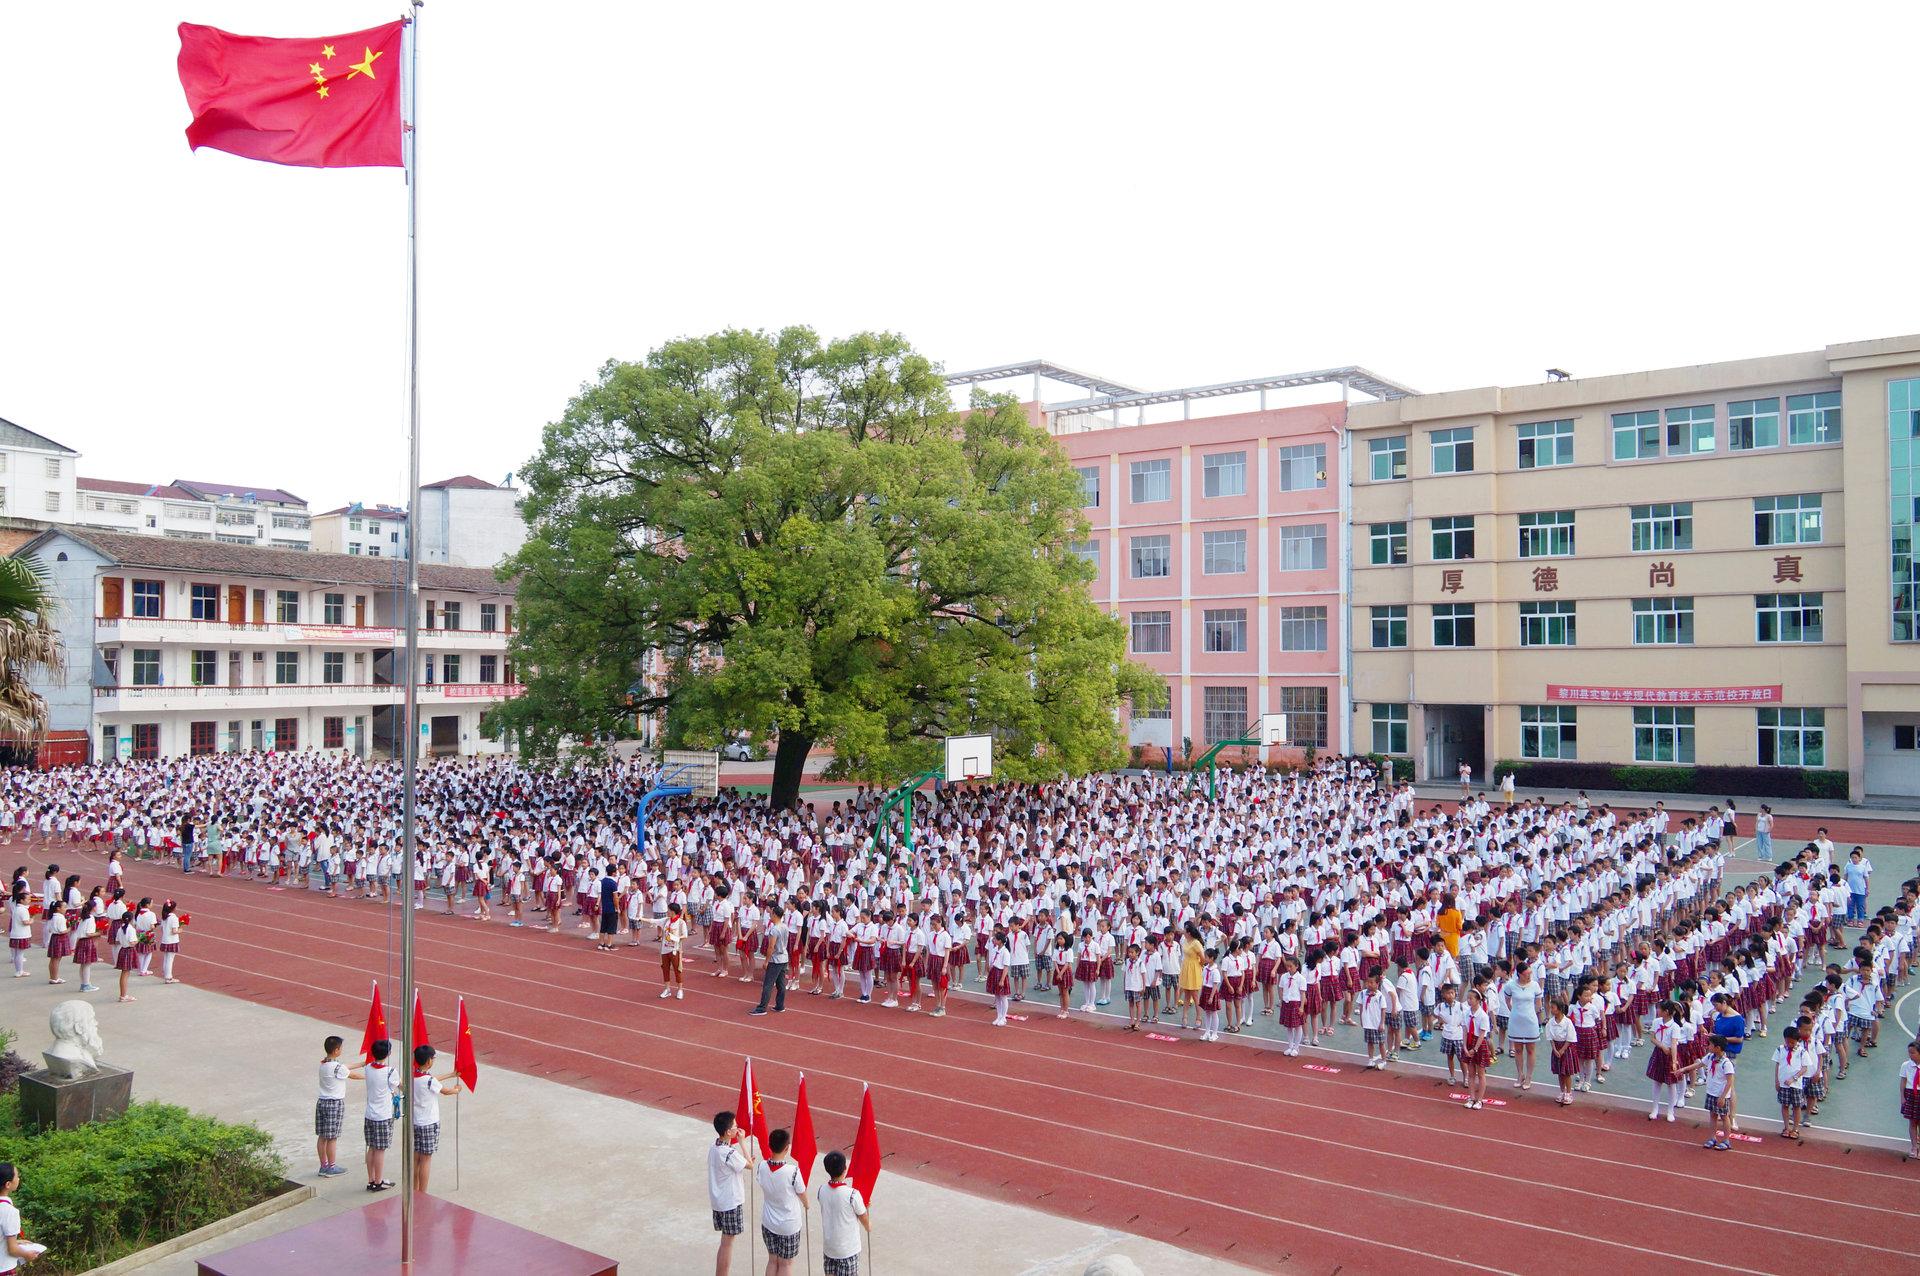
[{"xmin": 1346, "ymin": 334, "xmax": 1920, "ymax": 802}]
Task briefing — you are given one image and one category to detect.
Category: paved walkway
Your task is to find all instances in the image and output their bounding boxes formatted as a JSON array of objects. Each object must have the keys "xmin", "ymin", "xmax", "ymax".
[{"xmin": 0, "ymin": 975, "xmax": 1253, "ymax": 1276}]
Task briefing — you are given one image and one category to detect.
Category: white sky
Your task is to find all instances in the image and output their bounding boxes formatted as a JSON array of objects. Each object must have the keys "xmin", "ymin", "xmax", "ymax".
[{"xmin": 3, "ymin": 3, "xmax": 1916, "ymax": 509}]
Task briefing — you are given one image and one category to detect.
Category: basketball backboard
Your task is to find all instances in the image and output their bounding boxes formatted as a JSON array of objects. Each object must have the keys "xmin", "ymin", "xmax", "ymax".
[
  {"xmin": 1256, "ymin": 713, "xmax": 1288, "ymax": 747},
  {"xmin": 661, "ymin": 749, "xmax": 720, "ymax": 798},
  {"xmin": 943, "ymin": 734, "xmax": 993, "ymax": 782}
]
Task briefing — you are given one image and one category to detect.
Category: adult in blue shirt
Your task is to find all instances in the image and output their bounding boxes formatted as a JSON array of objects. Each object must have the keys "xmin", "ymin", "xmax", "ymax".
[
  {"xmin": 1708, "ymin": 991, "xmax": 1746, "ymax": 1056},
  {"xmin": 1842, "ymin": 848, "xmax": 1872, "ymax": 926}
]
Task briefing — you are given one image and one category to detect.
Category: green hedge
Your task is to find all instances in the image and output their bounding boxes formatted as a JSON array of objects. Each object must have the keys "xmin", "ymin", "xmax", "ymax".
[
  {"xmin": 0, "ymin": 1096, "xmax": 285, "ymax": 1275},
  {"xmin": 1488, "ymin": 760, "xmax": 1851, "ymax": 801}
]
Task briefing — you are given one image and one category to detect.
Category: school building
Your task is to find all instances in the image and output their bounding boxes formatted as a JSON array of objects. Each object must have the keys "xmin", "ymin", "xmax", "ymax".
[{"xmin": 1345, "ymin": 333, "xmax": 1920, "ymax": 802}]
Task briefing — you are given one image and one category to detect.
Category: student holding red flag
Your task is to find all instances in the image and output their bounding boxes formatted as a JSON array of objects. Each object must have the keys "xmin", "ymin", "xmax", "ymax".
[{"xmin": 359, "ymin": 980, "xmax": 388, "ymax": 1062}]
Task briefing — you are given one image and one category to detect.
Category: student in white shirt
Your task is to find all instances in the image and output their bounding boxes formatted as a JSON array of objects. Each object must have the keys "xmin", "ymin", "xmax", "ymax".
[
  {"xmin": 0, "ymin": 1161, "xmax": 41, "ymax": 1272},
  {"xmin": 409, "ymin": 1044, "xmax": 462, "ymax": 1192},
  {"xmin": 315, "ymin": 1034, "xmax": 363, "ymax": 1178},
  {"xmin": 362, "ymin": 1039, "xmax": 399, "ymax": 1192},
  {"xmin": 754, "ymin": 1128, "xmax": 807, "ymax": 1274},
  {"xmin": 707, "ymin": 1111, "xmax": 752, "ymax": 1276},
  {"xmin": 816, "ymin": 1149, "xmax": 870, "ymax": 1276}
]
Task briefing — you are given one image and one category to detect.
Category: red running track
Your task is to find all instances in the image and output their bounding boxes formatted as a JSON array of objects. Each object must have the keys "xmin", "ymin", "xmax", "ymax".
[{"xmin": 14, "ymin": 841, "xmax": 1917, "ymax": 1276}]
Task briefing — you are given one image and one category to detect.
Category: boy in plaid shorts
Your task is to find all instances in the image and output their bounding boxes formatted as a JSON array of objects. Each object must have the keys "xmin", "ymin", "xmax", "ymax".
[
  {"xmin": 314, "ymin": 1035, "xmax": 361, "ymax": 1178},
  {"xmin": 409, "ymin": 1044, "xmax": 461, "ymax": 1193},
  {"xmin": 706, "ymin": 1111, "xmax": 751, "ymax": 1275},
  {"xmin": 755, "ymin": 1128, "xmax": 806, "ymax": 1275}
]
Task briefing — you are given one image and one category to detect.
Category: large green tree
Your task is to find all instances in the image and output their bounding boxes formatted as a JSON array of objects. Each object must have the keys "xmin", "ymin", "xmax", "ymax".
[{"xmin": 492, "ymin": 327, "xmax": 1160, "ymax": 808}]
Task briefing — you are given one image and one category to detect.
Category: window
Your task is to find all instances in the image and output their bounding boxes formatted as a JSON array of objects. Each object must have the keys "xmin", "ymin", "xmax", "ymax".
[
  {"xmin": 1756, "ymin": 592, "xmax": 1824, "ymax": 643},
  {"xmin": 424, "ymin": 601, "xmax": 435, "ymax": 630},
  {"xmin": 1517, "ymin": 510, "xmax": 1575, "ymax": 558},
  {"xmin": 1135, "ymin": 677, "xmax": 1171, "ymax": 720},
  {"xmin": 1370, "ymin": 605, "xmax": 1407, "ymax": 649},
  {"xmin": 1279, "ymin": 523, "xmax": 1327, "ymax": 571},
  {"xmin": 349, "ymin": 517, "xmax": 363, "ymax": 532},
  {"xmin": 369, "ymin": 546, "xmax": 381, "ymax": 557},
  {"xmin": 1202, "ymin": 686, "xmax": 1248, "ymax": 744},
  {"xmin": 101, "ymin": 647, "xmax": 118, "ymax": 681},
  {"xmin": 131, "ymin": 648, "xmax": 161, "ymax": 686},
  {"xmin": 1786, "ymin": 391, "xmax": 1841, "ymax": 444},
  {"xmin": 349, "ymin": 544, "xmax": 362, "ymax": 555},
  {"xmin": 1202, "ymin": 608, "xmax": 1247, "ymax": 653},
  {"xmin": 479, "ymin": 654, "xmax": 498, "ymax": 683},
  {"xmin": 189, "ymin": 649, "xmax": 217, "ymax": 686},
  {"xmin": 1729, "ymin": 398, "xmax": 1780, "ymax": 451},
  {"xmin": 1369, "ymin": 436, "xmax": 1407, "ymax": 481},
  {"xmin": 1130, "ymin": 611, "xmax": 1172, "ymax": 654},
  {"xmin": 1432, "ymin": 603, "xmax": 1476, "ymax": 647},
  {"xmin": 324, "ymin": 716, "xmax": 345, "ymax": 749},
  {"xmin": 1201, "ymin": 529, "xmax": 1247, "ymax": 575},
  {"xmin": 131, "ymin": 723, "xmax": 159, "ymax": 761},
  {"xmin": 249, "ymin": 720, "xmax": 265, "ymax": 751},
  {"xmin": 1369, "ymin": 522, "xmax": 1407, "ymax": 566},
  {"xmin": 131, "ymin": 579, "xmax": 163, "ymax": 618},
  {"xmin": 1372, "ymin": 703, "xmax": 1409, "ymax": 754},
  {"xmin": 1754, "ymin": 494, "xmax": 1823, "ymax": 546},
  {"xmin": 1075, "ymin": 465, "xmax": 1101, "ymax": 507},
  {"xmin": 1280, "ymin": 686, "xmax": 1329, "ymax": 748},
  {"xmin": 1757, "ymin": 708, "xmax": 1824, "ymax": 766},
  {"xmin": 1521, "ymin": 705, "xmax": 1578, "ymax": 760},
  {"xmin": 323, "ymin": 592, "xmax": 345, "ymax": 625},
  {"xmin": 442, "ymin": 602, "xmax": 462, "ymax": 630},
  {"xmin": 1431, "ymin": 515, "xmax": 1475, "ymax": 561},
  {"xmin": 322, "ymin": 651, "xmax": 345, "ymax": 684},
  {"xmin": 1069, "ymin": 540, "xmax": 1100, "ymax": 569},
  {"xmin": 275, "ymin": 652, "xmax": 299, "ymax": 684},
  {"xmin": 1429, "ymin": 428, "xmax": 1474, "ymax": 474},
  {"xmin": 44, "ymin": 457, "xmax": 60, "ymax": 478},
  {"xmin": 1129, "ymin": 534, "xmax": 1170, "ymax": 579},
  {"xmin": 1278, "ymin": 444, "xmax": 1326, "ymax": 491},
  {"xmin": 1665, "ymin": 405, "xmax": 1716, "ymax": 455},
  {"xmin": 1895, "ymin": 378, "xmax": 1920, "ymax": 641},
  {"xmin": 273, "ymin": 718, "xmax": 298, "ymax": 752},
  {"xmin": 1129, "ymin": 458, "xmax": 1171, "ymax": 503},
  {"xmin": 1612, "ymin": 410, "xmax": 1661, "ymax": 460},
  {"xmin": 1516, "ymin": 419, "xmax": 1574, "ymax": 469},
  {"xmin": 1202, "ymin": 451, "xmax": 1246, "ymax": 498},
  {"xmin": 1634, "ymin": 706, "xmax": 1695, "ymax": 763},
  {"xmin": 1279, "ymin": 606, "xmax": 1327, "ymax": 652},
  {"xmin": 275, "ymin": 590, "xmax": 299, "ymax": 623},
  {"xmin": 1895, "ymin": 725, "xmax": 1918, "ymax": 750},
  {"xmin": 1519, "ymin": 600, "xmax": 1577, "ymax": 647},
  {"xmin": 1632, "ymin": 596, "xmax": 1694, "ymax": 645},
  {"xmin": 480, "ymin": 603, "xmax": 498, "ymax": 632},
  {"xmin": 226, "ymin": 721, "xmax": 241, "ymax": 753},
  {"xmin": 190, "ymin": 721, "xmax": 216, "ymax": 757},
  {"xmin": 1630, "ymin": 502, "xmax": 1693, "ymax": 552},
  {"xmin": 443, "ymin": 654, "xmax": 463, "ymax": 683},
  {"xmin": 190, "ymin": 583, "xmax": 219, "ymax": 620}
]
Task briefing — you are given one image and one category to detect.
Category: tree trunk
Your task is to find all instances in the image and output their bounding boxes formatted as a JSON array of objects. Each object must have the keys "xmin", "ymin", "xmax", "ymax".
[{"xmin": 769, "ymin": 729, "xmax": 813, "ymax": 811}]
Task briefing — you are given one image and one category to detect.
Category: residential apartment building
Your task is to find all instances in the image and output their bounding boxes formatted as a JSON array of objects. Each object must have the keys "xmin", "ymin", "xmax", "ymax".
[
  {"xmin": 75, "ymin": 478, "xmax": 312, "ymax": 550},
  {"xmin": 311, "ymin": 503, "xmax": 408, "ymax": 557},
  {"xmin": 0, "ymin": 417, "xmax": 78, "ymax": 523},
  {"xmin": 1346, "ymin": 334, "xmax": 1920, "ymax": 801},
  {"xmin": 416, "ymin": 475, "xmax": 526, "ymax": 568},
  {"xmin": 21, "ymin": 527, "xmax": 519, "ymax": 763},
  {"xmin": 948, "ymin": 361, "xmax": 1415, "ymax": 760}
]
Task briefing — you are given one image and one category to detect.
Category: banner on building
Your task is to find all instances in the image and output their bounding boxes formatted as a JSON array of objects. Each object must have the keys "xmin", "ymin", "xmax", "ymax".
[{"xmin": 1545, "ymin": 684, "xmax": 1782, "ymax": 705}]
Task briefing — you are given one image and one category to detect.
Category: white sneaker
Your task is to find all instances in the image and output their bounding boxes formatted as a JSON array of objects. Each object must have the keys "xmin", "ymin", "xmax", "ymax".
[
  {"xmin": 659, "ymin": 988, "xmax": 672, "ymax": 999},
  {"xmin": 675, "ymin": 988, "xmax": 684, "ymax": 1000}
]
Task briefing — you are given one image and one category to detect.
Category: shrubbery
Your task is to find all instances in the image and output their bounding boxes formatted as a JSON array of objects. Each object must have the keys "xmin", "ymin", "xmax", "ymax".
[
  {"xmin": 1488, "ymin": 760, "xmax": 1851, "ymax": 801},
  {"xmin": 0, "ymin": 1095, "xmax": 285, "ymax": 1275}
]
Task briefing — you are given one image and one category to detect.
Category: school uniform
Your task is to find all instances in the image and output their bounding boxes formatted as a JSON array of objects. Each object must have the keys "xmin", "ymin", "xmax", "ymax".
[
  {"xmin": 364, "ymin": 1059, "xmax": 398, "ymax": 1149},
  {"xmin": 755, "ymin": 1158, "xmax": 805, "ymax": 1260},
  {"xmin": 707, "ymin": 1137, "xmax": 749, "ymax": 1236},
  {"xmin": 316, "ymin": 1058, "xmax": 350, "ymax": 1140},
  {"xmin": 818, "ymin": 1179, "xmax": 868, "ymax": 1276},
  {"xmin": 411, "ymin": 1069, "xmax": 447, "ymax": 1155}
]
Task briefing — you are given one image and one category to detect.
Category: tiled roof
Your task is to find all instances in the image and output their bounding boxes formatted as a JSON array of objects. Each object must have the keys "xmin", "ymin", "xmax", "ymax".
[
  {"xmin": 20, "ymin": 527, "xmax": 508, "ymax": 594},
  {"xmin": 0, "ymin": 416, "xmax": 78, "ymax": 455},
  {"xmin": 78, "ymin": 477, "xmax": 195, "ymax": 499},
  {"xmin": 173, "ymin": 480, "xmax": 307, "ymax": 506},
  {"xmin": 422, "ymin": 475, "xmax": 500, "ymax": 490},
  {"xmin": 316, "ymin": 505, "xmax": 409, "ymax": 521}
]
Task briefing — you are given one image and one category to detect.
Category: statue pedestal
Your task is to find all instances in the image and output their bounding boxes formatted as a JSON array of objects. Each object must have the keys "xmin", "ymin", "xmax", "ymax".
[{"xmin": 19, "ymin": 1065, "xmax": 133, "ymax": 1131}]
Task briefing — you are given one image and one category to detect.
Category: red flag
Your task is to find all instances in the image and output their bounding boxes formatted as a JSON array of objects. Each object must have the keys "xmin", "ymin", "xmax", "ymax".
[
  {"xmin": 453, "ymin": 997, "xmax": 479, "ymax": 1093},
  {"xmin": 790, "ymin": 1074, "xmax": 818, "ymax": 1187},
  {"xmin": 177, "ymin": 21, "xmax": 405, "ymax": 169},
  {"xmin": 734, "ymin": 1059, "xmax": 771, "ymax": 1160},
  {"xmin": 358, "ymin": 980, "xmax": 388, "ymax": 1061},
  {"xmin": 412, "ymin": 989, "xmax": 431, "ymax": 1052},
  {"xmin": 849, "ymin": 1084, "xmax": 882, "ymax": 1206}
]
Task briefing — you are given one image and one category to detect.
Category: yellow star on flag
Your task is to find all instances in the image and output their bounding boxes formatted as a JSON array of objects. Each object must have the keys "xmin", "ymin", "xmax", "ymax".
[
  {"xmin": 309, "ymin": 62, "xmax": 323, "ymax": 76},
  {"xmin": 316, "ymin": 84, "xmax": 329, "ymax": 99},
  {"xmin": 321, "ymin": 44, "xmax": 335, "ymax": 59},
  {"xmin": 347, "ymin": 46, "xmax": 382, "ymax": 80}
]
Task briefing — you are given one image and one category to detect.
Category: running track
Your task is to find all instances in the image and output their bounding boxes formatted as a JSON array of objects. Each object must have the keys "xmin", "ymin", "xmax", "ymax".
[{"xmin": 15, "ymin": 841, "xmax": 1917, "ymax": 1276}]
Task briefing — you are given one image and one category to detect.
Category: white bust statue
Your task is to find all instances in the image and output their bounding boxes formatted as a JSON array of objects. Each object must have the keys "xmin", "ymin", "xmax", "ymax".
[{"xmin": 43, "ymin": 999, "xmax": 104, "ymax": 1079}]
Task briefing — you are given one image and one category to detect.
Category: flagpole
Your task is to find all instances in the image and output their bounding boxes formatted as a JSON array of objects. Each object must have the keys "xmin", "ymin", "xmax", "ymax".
[{"xmin": 398, "ymin": 0, "xmax": 424, "ymax": 1267}]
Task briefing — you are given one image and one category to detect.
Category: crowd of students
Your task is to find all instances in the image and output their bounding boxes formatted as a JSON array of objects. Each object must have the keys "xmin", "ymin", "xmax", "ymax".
[{"xmin": 2, "ymin": 749, "xmax": 1917, "ymax": 1162}]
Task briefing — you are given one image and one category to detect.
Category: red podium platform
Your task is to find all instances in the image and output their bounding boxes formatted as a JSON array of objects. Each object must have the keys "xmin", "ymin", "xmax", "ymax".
[{"xmin": 197, "ymin": 1194, "xmax": 618, "ymax": 1276}]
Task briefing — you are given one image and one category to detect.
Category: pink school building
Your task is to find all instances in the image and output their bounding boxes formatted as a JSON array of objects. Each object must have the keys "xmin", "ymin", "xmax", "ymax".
[{"xmin": 949, "ymin": 361, "xmax": 1417, "ymax": 762}]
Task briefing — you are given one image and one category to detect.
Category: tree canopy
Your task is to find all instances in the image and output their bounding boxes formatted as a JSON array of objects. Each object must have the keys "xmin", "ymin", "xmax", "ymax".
[{"xmin": 491, "ymin": 326, "xmax": 1161, "ymax": 808}]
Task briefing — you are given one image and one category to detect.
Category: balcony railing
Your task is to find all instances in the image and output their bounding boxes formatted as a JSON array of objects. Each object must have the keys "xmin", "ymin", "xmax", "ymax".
[{"xmin": 94, "ymin": 681, "xmax": 524, "ymax": 701}]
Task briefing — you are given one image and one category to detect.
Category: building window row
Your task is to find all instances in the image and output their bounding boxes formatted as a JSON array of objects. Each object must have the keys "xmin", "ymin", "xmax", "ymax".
[
  {"xmin": 1362, "ymin": 496, "xmax": 1821, "ymax": 566},
  {"xmin": 1127, "ymin": 606, "xmax": 1330, "ymax": 655},
  {"xmin": 1104, "ymin": 446, "xmax": 1329, "ymax": 509},
  {"xmin": 1366, "ymin": 594, "xmax": 1823, "ymax": 649},
  {"xmin": 1367, "ymin": 702, "xmax": 1824, "ymax": 767},
  {"xmin": 1118, "ymin": 525, "xmax": 1329, "ymax": 579}
]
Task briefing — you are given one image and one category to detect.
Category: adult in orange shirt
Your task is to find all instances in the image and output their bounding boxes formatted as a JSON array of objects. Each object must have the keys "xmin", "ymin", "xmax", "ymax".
[{"xmin": 1436, "ymin": 893, "xmax": 1464, "ymax": 958}]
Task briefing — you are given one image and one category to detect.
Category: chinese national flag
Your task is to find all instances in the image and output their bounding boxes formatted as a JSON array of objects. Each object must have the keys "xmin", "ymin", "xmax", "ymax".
[
  {"xmin": 177, "ymin": 20, "xmax": 405, "ymax": 168},
  {"xmin": 849, "ymin": 1083, "xmax": 882, "ymax": 1206},
  {"xmin": 412, "ymin": 989, "xmax": 431, "ymax": 1052},
  {"xmin": 735, "ymin": 1059, "xmax": 771, "ymax": 1160},
  {"xmin": 358, "ymin": 980, "xmax": 388, "ymax": 1061},
  {"xmin": 454, "ymin": 997, "xmax": 479, "ymax": 1093},
  {"xmin": 790, "ymin": 1074, "xmax": 818, "ymax": 1187}
]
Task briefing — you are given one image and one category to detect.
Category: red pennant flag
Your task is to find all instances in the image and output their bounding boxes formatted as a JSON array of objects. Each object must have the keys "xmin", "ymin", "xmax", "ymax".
[
  {"xmin": 176, "ymin": 20, "xmax": 405, "ymax": 169},
  {"xmin": 358, "ymin": 980, "xmax": 388, "ymax": 1061},
  {"xmin": 790, "ymin": 1074, "xmax": 818, "ymax": 1187},
  {"xmin": 412, "ymin": 989, "xmax": 431, "ymax": 1053},
  {"xmin": 735, "ymin": 1059, "xmax": 771, "ymax": 1160},
  {"xmin": 454, "ymin": 997, "xmax": 479, "ymax": 1093},
  {"xmin": 849, "ymin": 1084, "xmax": 882, "ymax": 1206}
]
